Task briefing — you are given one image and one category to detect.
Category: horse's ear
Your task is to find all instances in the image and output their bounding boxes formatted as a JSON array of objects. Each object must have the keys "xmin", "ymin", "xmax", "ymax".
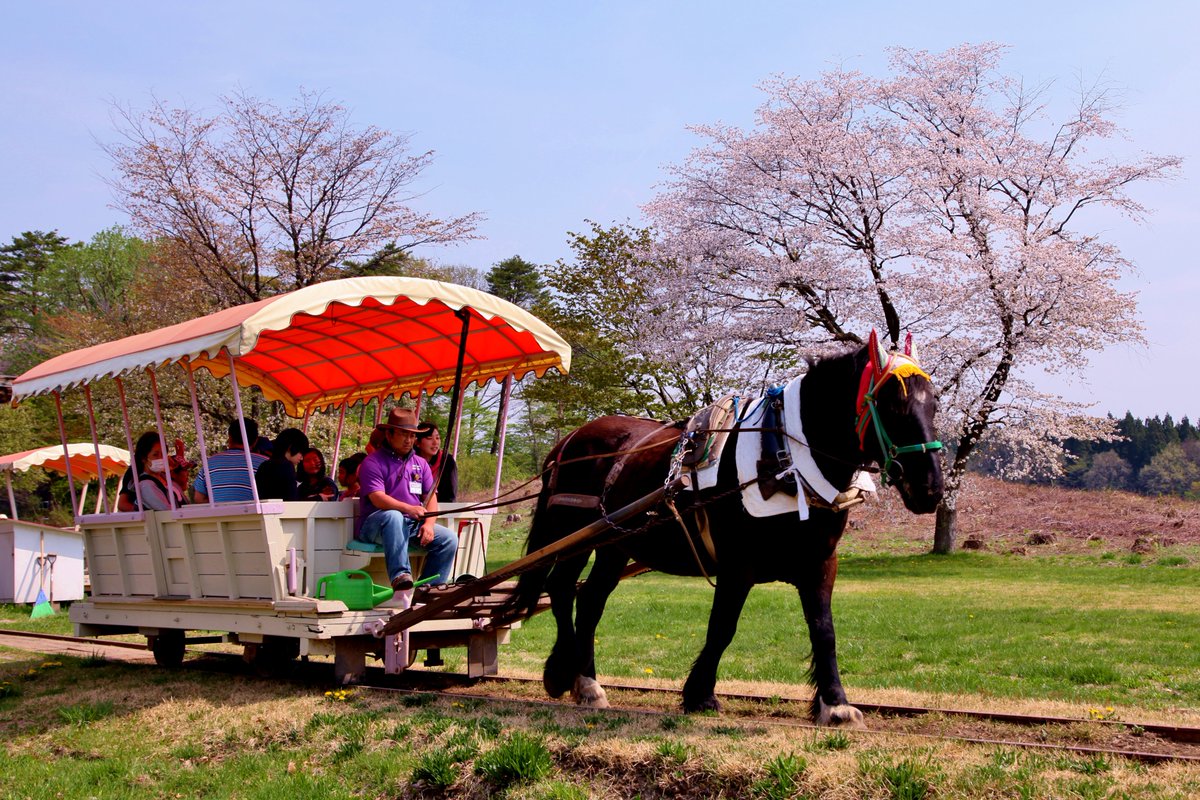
[
  {"xmin": 867, "ymin": 329, "xmax": 884, "ymax": 378},
  {"xmin": 904, "ymin": 331, "xmax": 918, "ymax": 363}
]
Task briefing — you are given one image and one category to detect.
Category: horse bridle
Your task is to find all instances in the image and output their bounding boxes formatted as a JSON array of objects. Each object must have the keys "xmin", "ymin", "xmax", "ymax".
[{"xmin": 854, "ymin": 354, "xmax": 943, "ymax": 487}]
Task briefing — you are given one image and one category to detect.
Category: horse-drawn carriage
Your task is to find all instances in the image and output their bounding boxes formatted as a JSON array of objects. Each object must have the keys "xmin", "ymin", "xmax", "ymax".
[
  {"xmin": 11, "ymin": 277, "xmax": 944, "ymax": 724},
  {"xmin": 8, "ymin": 277, "xmax": 571, "ymax": 681}
]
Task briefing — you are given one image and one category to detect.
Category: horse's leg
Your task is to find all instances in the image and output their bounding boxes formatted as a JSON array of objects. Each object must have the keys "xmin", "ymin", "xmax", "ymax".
[
  {"xmin": 569, "ymin": 546, "xmax": 629, "ymax": 708},
  {"xmin": 796, "ymin": 551, "xmax": 864, "ymax": 728},
  {"xmin": 542, "ymin": 551, "xmax": 591, "ymax": 699},
  {"xmin": 681, "ymin": 577, "xmax": 752, "ymax": 713}
]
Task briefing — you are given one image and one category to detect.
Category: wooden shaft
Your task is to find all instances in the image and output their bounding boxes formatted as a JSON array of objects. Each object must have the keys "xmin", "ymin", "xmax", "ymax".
[{"xmin": 380, "ymin": 480, "xmax": 677, "ymax": 635}]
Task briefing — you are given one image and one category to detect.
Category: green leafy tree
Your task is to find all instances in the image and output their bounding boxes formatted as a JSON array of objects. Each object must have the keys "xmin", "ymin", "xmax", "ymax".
[
  {"xmin": 1081, "ymin": 451, "xmax": 1133, "ymax": 491},
  {"xmin": 1139, "ymin": 444, "xmax": 1200, "ymax": 497}
]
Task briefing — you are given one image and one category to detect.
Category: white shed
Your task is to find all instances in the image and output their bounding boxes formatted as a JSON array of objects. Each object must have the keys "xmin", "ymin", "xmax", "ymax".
[{"xmin": 0, "ymin": 443, "xmax": 130, "ymax": 603}]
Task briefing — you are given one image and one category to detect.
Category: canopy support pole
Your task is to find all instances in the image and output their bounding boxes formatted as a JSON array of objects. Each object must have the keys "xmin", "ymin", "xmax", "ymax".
[
  {"xmin": 332, "ymin": 404, "xmax": 347, "ymax": 477},
  {"xmin": 78, "ymin": 481, "xmax": 90, "ymax": 522},
  {"xmin": 414, "ymin": 390, "xmax": 422, "ymax": 418},
  {"xmin": 446, "ymin": 309, "xmax": 471, "ymax": 459},
  {"xmin": 301, "ymin": 407, "xmax": 312, "ymax": 434},
  {"xmin": 6, "ymin": 471, "xmax": 17, "ymax": 521},
  {"xmin": 374, "ymin": 398, "xmax": 383, "ymax": 426},
  {"xmin": 52, "ymin": 392, "xmax": 80, "ymax": 521},
  {"xmin": 147, "ymin": 368, "xmax": 177, "ymax": 511},
  {"xmin": 227, "ymin": 352, "xmax": 261, "ymax": 505},
  {"xmin": 115, "ymin": 378, "xmax": 144, "ymax": 512},
  {"xmin": 491, "ymin": 373, "xmax": 514, "ymax": 508},
  {"xmin": 83, "ymin": 385, "xmax": 110, "ymax": 514},
  {"xmin": 182, "ymin": 361, "xmax": 215, "ymax": 507}
]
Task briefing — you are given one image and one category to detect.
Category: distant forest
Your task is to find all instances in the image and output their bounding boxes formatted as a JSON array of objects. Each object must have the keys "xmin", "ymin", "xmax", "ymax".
[{"xmin": 983, "ymin": 414, "xmax": 1200, "ymax": 499}]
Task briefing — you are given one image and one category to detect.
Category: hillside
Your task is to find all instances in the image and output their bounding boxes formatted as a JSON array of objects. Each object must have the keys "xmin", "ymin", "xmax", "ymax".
[{"xmin": 854, "ymin": 473, "xmax": 1200, "ymax": 555}]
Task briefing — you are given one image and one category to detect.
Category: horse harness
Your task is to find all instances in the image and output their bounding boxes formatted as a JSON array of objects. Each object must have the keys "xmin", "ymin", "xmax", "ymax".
[{"xmin": 538, "ymin": 351, "xmax": 942, "ymax": 583}]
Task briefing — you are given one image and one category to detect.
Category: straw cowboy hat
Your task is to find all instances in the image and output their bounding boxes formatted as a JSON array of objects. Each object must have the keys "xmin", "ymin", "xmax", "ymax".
[{"xmin": 379, "ymin": 407, "xmax": 421, "ymax": 433}]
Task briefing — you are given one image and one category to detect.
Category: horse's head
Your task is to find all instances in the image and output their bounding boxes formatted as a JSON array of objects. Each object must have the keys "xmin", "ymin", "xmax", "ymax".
[{"xmin": 855, "ymin": 331, "xmax": 944, "ymax": 514}]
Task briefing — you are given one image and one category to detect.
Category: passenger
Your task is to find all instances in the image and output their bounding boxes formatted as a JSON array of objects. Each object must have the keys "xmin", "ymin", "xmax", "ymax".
[
  {"xmin": 251, "ymin": 435, "xmax": 273, "ymax": 458},
  {"xmin": 254, "ymin": 428, "xmax": 309, "ymax": 501},
  {"xmin": 168, "ymin": 438, "xmax": 195, "ymax": 499},
  {"xmin": 120, "ymin": 431, "xmax": 187, "ymax": 511},
  {"xmin": 192, "ymin": 418, "xmax": 267, "ymax": 504},
  {"xmin": 354, "ymin": 408, "xmax": 457, "ymax": 592},
  {"xmin": 337, "ymin": 452, "xmax": 367, "ymax": 500},
  {"xmin": 298, "ymin": 447, "xmax": 339, "ymax": 501},
  {"xmin": 415, "ymin": 420, "xmax": 458, "ymax": 503}
]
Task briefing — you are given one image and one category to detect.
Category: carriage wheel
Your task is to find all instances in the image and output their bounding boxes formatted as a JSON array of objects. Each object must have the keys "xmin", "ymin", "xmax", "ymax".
[
  {"xmin": 251, "ymin": 636, "xmax": 301, "ymax": 677},
  {"xmin": 150, "ymin": 630, "xmax": 186, "ymax": 668}
]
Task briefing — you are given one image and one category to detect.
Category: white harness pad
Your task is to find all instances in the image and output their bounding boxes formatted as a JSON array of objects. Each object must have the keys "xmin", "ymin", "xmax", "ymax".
[{"xmin": 685, "ymin": 375, "xmax": 875, "ymax": 519}]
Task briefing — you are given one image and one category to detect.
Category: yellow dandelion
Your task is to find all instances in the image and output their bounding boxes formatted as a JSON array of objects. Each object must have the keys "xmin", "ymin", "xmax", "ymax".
[{"xmin": 644, "ymin": 668, "xmax": 654, "ymax": 675}]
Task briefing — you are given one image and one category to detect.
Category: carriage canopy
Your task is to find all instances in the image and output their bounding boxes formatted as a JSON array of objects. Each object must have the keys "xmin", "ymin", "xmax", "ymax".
[
  {"xmin": 0, "ymin": 443, "xmax": 130, "ymax": 481},
  {"xmin": 11, "ymin": 277, "xmax": 572, "ymax": 416}
]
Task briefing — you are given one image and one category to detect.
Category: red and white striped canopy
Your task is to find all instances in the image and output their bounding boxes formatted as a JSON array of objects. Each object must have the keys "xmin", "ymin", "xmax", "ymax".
[
  {"xmin": 0, "ymin": 443, "xmax": 130, "ymax": 480},
  {"xmin": 12, "ymin": 277, "xmax": 571, "ymax": 417}
]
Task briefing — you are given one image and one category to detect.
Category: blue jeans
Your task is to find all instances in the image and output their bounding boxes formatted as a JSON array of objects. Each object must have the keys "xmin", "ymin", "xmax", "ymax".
[{"xmin": 356, "ymin": 510, "xmax": 458, "ymax": 587}]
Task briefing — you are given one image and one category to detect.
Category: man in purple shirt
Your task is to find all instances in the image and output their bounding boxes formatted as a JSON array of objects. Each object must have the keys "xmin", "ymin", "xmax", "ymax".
[{"xmin": 354, "ymin": 407, "xmax": 458, "ymax": 591}]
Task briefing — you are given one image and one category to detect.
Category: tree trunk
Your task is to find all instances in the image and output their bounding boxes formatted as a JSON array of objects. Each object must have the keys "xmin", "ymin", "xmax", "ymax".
[{"xmin": 933, "ymin": 502, "xmax": 957, "ymax": 554}]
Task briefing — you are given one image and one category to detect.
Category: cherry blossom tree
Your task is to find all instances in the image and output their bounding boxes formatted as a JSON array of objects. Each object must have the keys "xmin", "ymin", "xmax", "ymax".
[
  {"xmin": 643, "ymin": 43, "xmax": 1180, "ymax": 552},
  {"xmin": 105, "ymin": 90, "xmax": 480, "ymax": 304}
]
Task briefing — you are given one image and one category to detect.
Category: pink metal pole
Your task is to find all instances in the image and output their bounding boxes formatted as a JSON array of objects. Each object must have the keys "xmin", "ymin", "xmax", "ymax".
[
  {"xmin": 301, "ymin": 407, "xmax": 312, "ymax": 434},
  {"xmin": 373, "ymin": 399, "xmax": 383, "ymax": 426},
  {"xmin": 82, "ymin": 385, "xmax": 110, "ymax": 514},
  {"xmin": 52, "ymin": 392, "xmax": 80, "ymax": 520},
  {"xmin": 491, "ymin": 374, "xmax": 514, "ymax": 505},
  {"xmin": 182, "ymin": 361, "xmax": 215, "ymax": 507},
  {"xmin": 147, "ymin": 369, "xmax": 177, "ymax": 511},
  {"xmin": 227, "ymin": 352, "xmax": 261, "ymax": 505},
  {"xmin": 6, "ymin": 471, "xmax": 18, "ymax": 521},
  {"xmin": 115, "ymin": 378, "xmax": 144, "ymax": 512}
]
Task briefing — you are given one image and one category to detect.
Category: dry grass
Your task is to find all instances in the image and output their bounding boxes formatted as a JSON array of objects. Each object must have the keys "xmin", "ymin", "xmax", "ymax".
[{"xmin": 854, "ymin": 474, "xmax": 1200, "ymax": 555}]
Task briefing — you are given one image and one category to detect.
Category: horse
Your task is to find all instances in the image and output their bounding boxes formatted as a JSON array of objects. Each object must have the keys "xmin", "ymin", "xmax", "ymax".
[{"xmin": 506, "ymin": 336, "xmax": 944, "ymax": 725}]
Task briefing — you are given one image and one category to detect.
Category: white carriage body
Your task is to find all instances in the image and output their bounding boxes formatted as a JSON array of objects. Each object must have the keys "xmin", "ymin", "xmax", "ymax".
[{"xmin": 69, "ymin": 500, "xmax": 503, "ymax": 674}]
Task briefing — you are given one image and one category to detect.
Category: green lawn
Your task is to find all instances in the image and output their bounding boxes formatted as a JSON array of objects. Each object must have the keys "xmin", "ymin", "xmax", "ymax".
[
  {"xmin": 3, "ymin": 527, "xmax": 1197, "ymax": 712},
  {"xmin": 2, "ymin": 528, "xmax": 1199, "ymax": 799},
  {"xmin": 486, "ymin": 522, "xmax": 1200, "ymax": 710}
]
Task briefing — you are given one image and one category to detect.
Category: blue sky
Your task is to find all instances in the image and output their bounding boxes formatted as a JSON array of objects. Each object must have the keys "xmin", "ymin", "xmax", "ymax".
[{"xmin": 2, "ymin": 2, "xmax": 1195, "ymax": 418}]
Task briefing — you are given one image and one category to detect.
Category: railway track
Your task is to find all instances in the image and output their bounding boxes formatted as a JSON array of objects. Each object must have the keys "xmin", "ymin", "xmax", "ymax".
[{"xmin": 2, "ymin": 627, "xmax": 1198, "ymax": 764}]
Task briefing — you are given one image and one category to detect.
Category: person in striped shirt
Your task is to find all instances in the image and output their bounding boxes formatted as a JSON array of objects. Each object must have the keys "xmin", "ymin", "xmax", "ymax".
[{"xmin": 192, "ymin": 418, "xmax": 268, "ymax": 504}]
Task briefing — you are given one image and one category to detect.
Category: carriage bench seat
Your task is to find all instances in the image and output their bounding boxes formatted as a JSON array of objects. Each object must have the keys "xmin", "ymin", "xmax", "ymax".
[{"xmin": 340, "ymin": 538, "xmax": 429, "ymax": 573}]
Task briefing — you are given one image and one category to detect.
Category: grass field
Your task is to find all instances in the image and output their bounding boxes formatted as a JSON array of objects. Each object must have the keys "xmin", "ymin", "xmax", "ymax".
[
  {"xmin": 483, "ymin": 520, "xmax": 1200, "ymax": 713},
  {"xmin": 1, "ymin": 518, "xmax": 1199, "ymax": 798}
]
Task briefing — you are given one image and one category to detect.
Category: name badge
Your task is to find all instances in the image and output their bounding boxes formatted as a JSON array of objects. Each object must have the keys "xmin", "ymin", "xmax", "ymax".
[{"xmin": 409, "ymin": 480, "xmax": 423, "ymax": 495}]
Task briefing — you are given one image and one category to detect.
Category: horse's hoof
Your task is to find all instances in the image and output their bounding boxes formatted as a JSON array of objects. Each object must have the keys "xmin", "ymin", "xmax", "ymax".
[
  {"xmin": 681, "ymin": 695, "xmax": 721, "ymax": 714},
  {"xmin": 543, "ymin": 657, "xmax": 575, "ymax": 699},
  {"xmin": 571, "ymin": 676, "xmax": 609, "ymax": 708},
  {"xmin": 815, "ymin": 699, "xmax": 865, "ymax": 729}
]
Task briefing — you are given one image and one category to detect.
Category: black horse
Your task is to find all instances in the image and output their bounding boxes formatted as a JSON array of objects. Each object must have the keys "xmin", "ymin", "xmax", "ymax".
[{"xmin": 508, "ymin": 341, "xmax": 944, "ymax": 725}]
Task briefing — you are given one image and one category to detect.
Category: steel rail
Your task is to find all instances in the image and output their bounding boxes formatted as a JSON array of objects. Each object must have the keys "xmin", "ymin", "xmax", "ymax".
[
  {"xmin": 2, "ymin": 628, "xmax": 1197, "ymax": 763},
  {"xmin": 355, "ymin": 681, "xmax": 1200, "ymax": 766}
]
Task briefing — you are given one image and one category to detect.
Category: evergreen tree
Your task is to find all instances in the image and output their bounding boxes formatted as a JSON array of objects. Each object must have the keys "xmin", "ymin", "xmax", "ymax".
[
  {"xmin": 0, "ymin": 230, "xmax": 69, "ymax": 336},
  {"xmin": 486, "ymin": 256, "xmax": 545, "ymax": 310}
]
